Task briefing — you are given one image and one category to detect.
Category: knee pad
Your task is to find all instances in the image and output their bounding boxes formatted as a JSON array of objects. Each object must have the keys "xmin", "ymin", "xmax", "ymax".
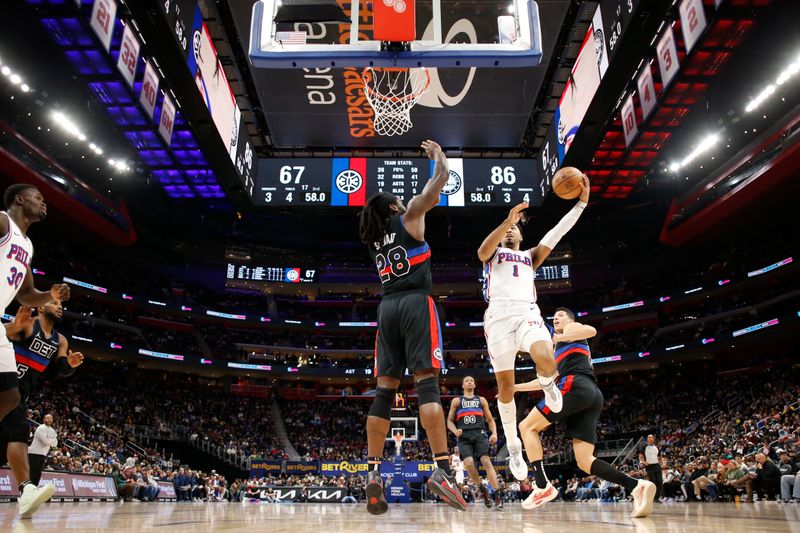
[
  {"xmin": 368, "ymin": 386, "xmax": 395, "ymax": 420},
  {"xmin": 415, "ymin": 377, "xmax": 441, "ymax": 406}
]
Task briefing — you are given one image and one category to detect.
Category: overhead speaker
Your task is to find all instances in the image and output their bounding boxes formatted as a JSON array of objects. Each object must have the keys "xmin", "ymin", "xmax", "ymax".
[{"xmin": 274, "ymin": 0, "xmax": 350, "ymax": 24}]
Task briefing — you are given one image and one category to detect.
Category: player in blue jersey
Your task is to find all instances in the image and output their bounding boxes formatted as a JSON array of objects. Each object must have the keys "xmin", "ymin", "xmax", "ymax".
[
  {"xmin": 515, "ymin": 307, "xmax": 656, "ymax": 517},
  {"xmin": 447, "ymin": 376, "xmax": 504, "ymax": 509},
  {"xmin": 358, "ymin": 140, "xmax": 466, "ymax": 515},
  {"xmin": 1, "ymin": 302, "xmax": 82, "ymax": 515}
]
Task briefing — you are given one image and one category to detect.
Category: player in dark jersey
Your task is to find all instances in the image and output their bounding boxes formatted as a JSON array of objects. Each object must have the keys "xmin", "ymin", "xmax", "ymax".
[
  {"xmin": 1, "ymin": 302, "xmax": 83, "ymax": 502},
  {"xmin": 358, "ymin": 140, "xmax": 466, "ymax": 515},
  {"xmin": 515, "ymin": 307, "xmax": 656, "ymax": 517},
  {"xmin": 447, "ymin": 376, "xmax": 504, "ymax": 509}
]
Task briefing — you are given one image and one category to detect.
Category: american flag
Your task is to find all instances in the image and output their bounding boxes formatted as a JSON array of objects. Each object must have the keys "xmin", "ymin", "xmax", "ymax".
[{"xmin": 276, "ymin": 31, "xmax": 307, "ymax": 45}]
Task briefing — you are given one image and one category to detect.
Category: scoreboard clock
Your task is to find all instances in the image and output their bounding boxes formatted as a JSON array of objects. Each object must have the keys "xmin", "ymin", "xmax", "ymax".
[{"xmin": 252, "ymin": 157, "xmax": 546, "ymax": 208}]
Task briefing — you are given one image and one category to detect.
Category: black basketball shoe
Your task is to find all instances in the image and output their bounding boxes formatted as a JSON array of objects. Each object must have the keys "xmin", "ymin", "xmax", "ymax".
[
  {"xmin": 426, "ymin": 468, "xmax": 467, "ymax": 511},
  {"xmin": 494, "ymin": 490, "xmax": 504, "ymax": 510},
  {"xmin": 365, "ymin": 470, "xmax": 388, "ymax": 515},
  {"xmin": 480, "ymin": 484, "xmax": 494, "ymax": 509}
]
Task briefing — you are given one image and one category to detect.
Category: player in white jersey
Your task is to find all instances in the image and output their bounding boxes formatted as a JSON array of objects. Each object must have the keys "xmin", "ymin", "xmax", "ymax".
[
  {"xmin": 0, "ymin": 184, "xmax": 69, "ymax": 517},
  {"xmin": 477, "ymin": 176, "xmax": 589, "ymax": 481},
  {"xmin": 451, "ymin": 448, "xmax": 465, "ymax": 485}
]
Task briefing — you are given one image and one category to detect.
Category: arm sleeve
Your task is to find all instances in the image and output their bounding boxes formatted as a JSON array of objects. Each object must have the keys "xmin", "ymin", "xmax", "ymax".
[{"xmin": 539, "ymin": 201, "xmax": 587, "ymax": 249}]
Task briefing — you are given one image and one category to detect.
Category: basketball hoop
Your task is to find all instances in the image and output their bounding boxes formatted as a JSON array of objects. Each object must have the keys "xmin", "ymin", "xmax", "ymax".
[
  {"xmin": 392, "ymin": 432, "xmax": 404, "ymax": 456},
  {"xmin": 363, "ymin": 67, "xmax": 431, "ymax": 136}
]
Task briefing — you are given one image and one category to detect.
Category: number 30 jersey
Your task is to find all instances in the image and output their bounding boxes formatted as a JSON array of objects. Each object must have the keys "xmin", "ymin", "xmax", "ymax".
[
  {"xmin": 0, "ymin": 212, "xmax": 34, "ymax": 314},
  {"xmin": 482, "ymin": 246, "xmax": 536, "ymax": 304},
  {"xmin": 368, "ymin": 215, "xmax": 432, "ymax": 296}
]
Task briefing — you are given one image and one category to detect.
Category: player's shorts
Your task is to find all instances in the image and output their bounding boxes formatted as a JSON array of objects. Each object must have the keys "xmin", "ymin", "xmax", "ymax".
[
  {"xmin": 457, "ymin": 429, "xmax": 491, "ymax": 461},
  {"xmin": 483, "ymin": 301, "xmax": 551, "ymax": 373},
  {"xmin": 0, "ymin": 400, "xmax": 31, "ymax": 464},
  {"xmin": 455, "ymin": 470, "xmax": 465, "ymax": 485},
  {"xmin": 374, "ymin": 290, "xmax": 443, "ymax": 380},
  {"xmin": 534, "ymin": 373, "xmax": 603, "ymax": 445},
  {"xmin": 0, "ymin": 331, "xmax": 17, "ymax": 391}
]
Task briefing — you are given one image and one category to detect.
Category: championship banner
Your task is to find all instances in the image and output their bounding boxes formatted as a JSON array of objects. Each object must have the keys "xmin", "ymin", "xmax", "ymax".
[
  {"xmin": 656, "ymin": 26, "xmax": 680, "ymax": 89},
  {"xmin": 636, "ymin": 64, "xmax": 657, "ymax": 121},
  {"xmin": 139, "ymin": 61, "xmax": 160, "ymax": 121},
  {"xmin": 621, "ymin": 93, "xmax": 638, "ymax": 148},
  {"xmin": 116, "ymin": 23, "xmax": 141, "ymax": 88},
  {"xmin": 158, "ymin": 93, "xmax": 177, "ymax": 146},
  {"xmin": 89, "ymin": 0, "xmax": 117, "ymax": 52},
  {"xmin": 679, "ymin": 0, "xmax": 708, "ymax": 54}
]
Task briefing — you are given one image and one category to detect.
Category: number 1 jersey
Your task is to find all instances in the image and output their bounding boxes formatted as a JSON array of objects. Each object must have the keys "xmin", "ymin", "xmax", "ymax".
[
  {"xmin": 368, "ymin": 215, "xmax": 432, "ymax": 296},
  {"xmin": 482, "ymin": 246, "xmax": 536, "ymax": 304}
]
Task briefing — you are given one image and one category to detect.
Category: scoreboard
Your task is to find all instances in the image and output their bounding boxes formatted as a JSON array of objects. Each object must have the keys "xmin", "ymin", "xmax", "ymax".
[
  {"xmin": 252, "ymin": 158, "xmax": 546, "ymax": 208},
  {"xmin": 226, "ymin": 263, "xmax": 316, "ymax": 283}
]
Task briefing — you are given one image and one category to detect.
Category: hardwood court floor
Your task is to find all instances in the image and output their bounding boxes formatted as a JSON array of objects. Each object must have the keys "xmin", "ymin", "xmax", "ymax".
[{"xmin": 1, "ymin": 501, "xmax": 798, "ymax": 532}]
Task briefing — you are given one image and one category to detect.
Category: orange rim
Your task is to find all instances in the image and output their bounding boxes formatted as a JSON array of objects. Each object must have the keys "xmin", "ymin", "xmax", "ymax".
[{"xmin": 362, "ymin": 67, "xmax": 431, "ymax": 103}]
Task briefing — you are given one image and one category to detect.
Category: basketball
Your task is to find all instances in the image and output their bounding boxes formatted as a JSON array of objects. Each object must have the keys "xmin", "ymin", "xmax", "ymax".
[{"xmin": 551, "ymin": 167, "xmax": 585, "ymax": 200}]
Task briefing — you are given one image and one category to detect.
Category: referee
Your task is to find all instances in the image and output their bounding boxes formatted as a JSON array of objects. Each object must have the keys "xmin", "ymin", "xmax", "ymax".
[{"xmin": 639, "ymin": 434, "xmax": 662, "ymax": 502}]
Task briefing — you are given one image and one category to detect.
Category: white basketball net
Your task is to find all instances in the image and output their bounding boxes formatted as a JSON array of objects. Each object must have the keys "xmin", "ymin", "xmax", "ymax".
[
  {"xmin": 392, "ymin": 433, "xmax": 404, "ymax": 455},
  {"xmin": 363, "ymin": 67, "xmax": 431, "ymax": 136}
]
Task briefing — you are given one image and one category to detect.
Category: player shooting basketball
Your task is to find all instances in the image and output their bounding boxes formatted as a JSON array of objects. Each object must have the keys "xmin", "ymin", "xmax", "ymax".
[
  {"xmin": 477, "ymin": 175, "xmax": 589, "ymax": 482},
  {"xmin": 359, "ymin": 140, "xmax": 467, "ymax": 515}
]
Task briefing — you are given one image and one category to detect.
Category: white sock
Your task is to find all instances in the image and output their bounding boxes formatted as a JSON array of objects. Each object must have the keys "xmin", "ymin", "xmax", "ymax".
[
  {"xmin": 497, "ymin": 399, "xmax": 520, "ymax": 449},
  {"xmin": 537, "ymin": 373, "xmax": 555, "ymax": 389}
]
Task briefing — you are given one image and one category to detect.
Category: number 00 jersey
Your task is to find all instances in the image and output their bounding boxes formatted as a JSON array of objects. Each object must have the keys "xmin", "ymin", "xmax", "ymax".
[
  {"xmin": 0, "ymin": 212, "xmax": 34, "ymax": 314},
  {"xmin": 368, "ymin": 215, "xmax": 432, "ymax": 296},
  {"xmin": 482, "ymin": 246, "xmax": 536, "ymax": 304},
  {"xmin": 454, "ymin": 395, "xmax": 486, "ymax": 431}
]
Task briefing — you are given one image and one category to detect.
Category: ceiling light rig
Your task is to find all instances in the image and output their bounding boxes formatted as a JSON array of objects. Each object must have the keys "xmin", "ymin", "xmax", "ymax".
[
  {"xmin": 1, "ymin": 57, "xmax": 132, "ymax": 174},
  {"xmin": 49, "ymin": 110, "xmax": 130, "ymax": 173},
  {"xmin": 745, "ymin": 51, "xmax": 800, "ymax": 113},
  {"xmin": 668, "ymin": 133, "xmax": 721, "ymax": 173},
  {"xmin": 0, "ymin": 57, "xmax": 32, "ymax": 94}
]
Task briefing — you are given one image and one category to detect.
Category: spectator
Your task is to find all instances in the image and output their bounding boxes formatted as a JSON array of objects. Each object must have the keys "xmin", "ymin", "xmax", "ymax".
[
  {"xmin": 779, "ymin": 451, "xmax": 800, "ymax": 503},
  {"xmin": 563, "ymin": 476, "xmax": 579, "ymax": 502},
  {"xmin": 754, "ymin": 453, "xmax": 781, "ymax": 501}
]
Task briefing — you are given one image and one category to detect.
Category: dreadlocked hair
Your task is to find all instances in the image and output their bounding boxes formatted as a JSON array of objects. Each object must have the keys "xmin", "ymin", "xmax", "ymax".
[{"xmin": 359, "ymin": 192, "xmax": 397, "ymax": 245}]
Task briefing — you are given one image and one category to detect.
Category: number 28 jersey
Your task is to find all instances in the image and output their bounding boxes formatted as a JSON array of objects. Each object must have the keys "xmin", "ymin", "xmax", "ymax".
[
  {"xmin": 0, "ymin": 212, "xmax": 34, "ymax": 314},
  {"xmin": 368, "ymin": 215, "xmax": 432, "ymax": 296}
]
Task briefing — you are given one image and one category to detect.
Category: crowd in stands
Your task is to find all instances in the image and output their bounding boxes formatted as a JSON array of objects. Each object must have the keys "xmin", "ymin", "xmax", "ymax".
[
  {"xmin": 5, "ymin": 355, "xmax": 796, "ymax": 507},
  {"xmin": 12, "ymin": 231, "xmax": 793, "ymax": 370}
]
